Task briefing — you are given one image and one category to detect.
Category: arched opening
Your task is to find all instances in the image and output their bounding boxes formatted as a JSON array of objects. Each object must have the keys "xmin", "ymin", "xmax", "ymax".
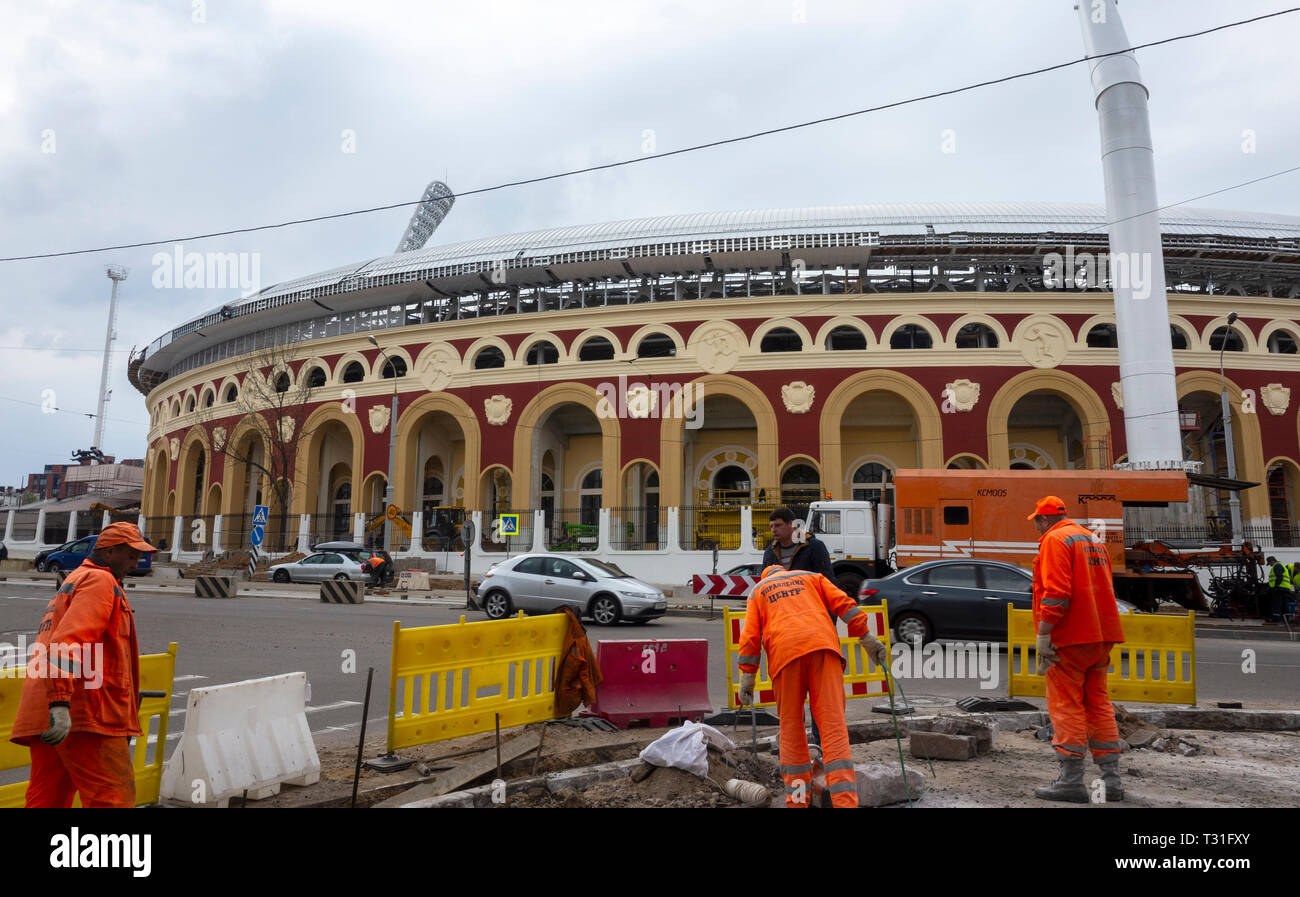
[
  {"xmin": 577, "ymin": 337, "xmax": 615, "ymax": 361},
  {"xmin": 224, "ymin": 384, "xmax": 238, "ymax": 403},
  {"xmin": 890, "ymin": 324, "xmax": 933, "ymax": 349},
  {"xmin": 760, "ymin": 327, "xmax": 802, "ymax": 353},
  {"xmin": 851, "ymin": 461, "xmax": 892, "ymax": 503},
  {"xmin": 273, "ymin": 371, "xmax": 291, "ymax": 393},
  {"xmin": 839, "ymin": 391, "xmax": 921, "ymax": 503},
  {"xmin": 186, "ymin": 396, "xmax": 196, "ymax": 413},
  {"xmin": 202, "ymin": 389, "xmax": 214, "ymax": 408},
  {"xmin": 473, "ymin": 346, "xmax": 506, "ymax": 369},
  {"xmin": 403, "ymin": 405, "xmax": 468, "ymax": 549},
  {"xmin": 1179, "ymin": 390, "xmax": 1249, "ymax": 537},
  {"xmin": 1170, "ymin": 325, "xmax": 1189, "ymax": 350},
  {"xmin": 780, "ymin": 462, "xmax": 820, "ymax": 506},
  {"xmin": 305, "ymin": 366, "xmax": 326, "ymax": 388},
  {"xmin": 525, "ymin": 341, "xmax": 559, "ymax": 365},
  {"xmin": 636, "ymin": 332, "xmax": 677, "ymax": 358},
  {"xmin": 712, "ymin": 464, "xmax": 751, "ymax": 500},
  {"xmin": 331, "ymin": 480, "xmax": 352, "ymax": 541},
  {"xmin": 1006, "ymin": 392, "xmax": 1085, "ymax": 469},
  {"xmin": 616, "ymin": 462, "xmax": 660, "ymax": 549},
  {"xmin": 1267, "ymin": 463, "xmax": 1298, "ymax": 546},
  {"xmin": 341, "ymin": 361, "xmax": 366, "ymax": 383},
  {"xmin": 946, "ymin": 454, "xmax": 987, "ymax": 470},
  {"xmin": 1266, "ymin": 330, "xmax": 1298, "ymax": 354},
  {"xmin": 1209, "ymin": 326, "xmax": 1245, "ymax": 352},
  {"xmin": 955, "ymin": 323, "xmax": 998, "ymax": 348},
  {"xmin": 531, "ymin": 402, "xmax": 605, "ymax": 548},
  {"xmin": 1086, "ymin": 323, "xmax": 1118, "ymax": 348},
  {"xmin": 579, "ymin": 468, "xmax": 602, "ymax": 527},
  {"xmin": 825, "ymin": 326, "xmax": 867, "ymax": 351},
  {"xmin": 380, "ymin": 356, "xmax": 407, "ymax": 378},
  {"xmin": 308, "ymin": 420, "xmax": 355, "ymax": 542},
  {"xmin": 478, "ymin": 467, "xmax": 514, "ymax": 550}
]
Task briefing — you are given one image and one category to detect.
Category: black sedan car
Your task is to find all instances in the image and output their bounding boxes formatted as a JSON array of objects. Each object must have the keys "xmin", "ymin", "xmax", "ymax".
[{"xmin": 859, "ymin": 558, "xmax": 1136, "ymax": 645}]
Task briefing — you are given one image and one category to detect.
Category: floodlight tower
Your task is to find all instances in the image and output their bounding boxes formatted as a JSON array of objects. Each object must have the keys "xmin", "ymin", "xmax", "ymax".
[{"xmin": 94, "ymin": 265, "xmax": 128, "ymax": 456}]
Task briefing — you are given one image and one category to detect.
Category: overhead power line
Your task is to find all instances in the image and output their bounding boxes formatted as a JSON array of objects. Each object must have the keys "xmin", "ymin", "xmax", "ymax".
[{"xmin": 1, "ymin": 7, "xmax": 1297, "ymax": 264}]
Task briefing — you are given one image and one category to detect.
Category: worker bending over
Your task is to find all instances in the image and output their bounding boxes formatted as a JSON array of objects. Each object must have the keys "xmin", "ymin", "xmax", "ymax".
[
  {"xmin": 738, "ymin": 565, "xmax": 888, "ymax": 808},
  {"xmin": 1028, "ymin": 496, "xmax": 1126, "ymax": 803}
]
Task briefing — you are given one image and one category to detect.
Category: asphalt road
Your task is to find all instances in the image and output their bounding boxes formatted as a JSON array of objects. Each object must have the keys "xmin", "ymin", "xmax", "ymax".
[{"xmin": 2, "ymin": 581, "xmax": 1297, "ymax": 767}]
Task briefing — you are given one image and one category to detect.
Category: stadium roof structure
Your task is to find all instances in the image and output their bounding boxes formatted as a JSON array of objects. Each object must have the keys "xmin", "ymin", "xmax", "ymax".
[{"xmin": 130, "ymin": 201, "xmax": 1300, "ymax": 394}]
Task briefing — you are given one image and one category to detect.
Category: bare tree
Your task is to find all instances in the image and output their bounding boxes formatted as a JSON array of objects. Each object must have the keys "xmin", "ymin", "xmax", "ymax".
[{"xmin": 205, "ymin": 342, "xmax": 323, "ymax": 553}]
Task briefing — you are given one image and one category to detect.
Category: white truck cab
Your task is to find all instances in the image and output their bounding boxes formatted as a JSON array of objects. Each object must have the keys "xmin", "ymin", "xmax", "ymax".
[{"xmin": 805, "ymin": 500, "xmax": 893, "ymax": 595}]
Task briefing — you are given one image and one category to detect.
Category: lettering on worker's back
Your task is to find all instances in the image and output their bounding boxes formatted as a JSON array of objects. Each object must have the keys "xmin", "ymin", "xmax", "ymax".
[{"xmin": 762, "ymin": 586, "xmax": 798, "ymax": 605}]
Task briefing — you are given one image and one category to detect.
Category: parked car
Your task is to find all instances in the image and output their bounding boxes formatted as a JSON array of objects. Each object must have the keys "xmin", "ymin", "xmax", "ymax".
[
  {"xmin": 42, "ymin": 535, "xmax": 153, "ymax": 576},
  {"xmin": 475, "ymin": 553, "xmax": 668, "ymax": 624},
  {"xmin": 311, "ymin": 541, "xmax": 394, "ymax": 583},
  {"xmin": 859, "ymin": 558, "xmax": 1137, "ymax": 645},
  {"xmin": 35, "ymin": 540, "xmax": 77, "ymax": 572},
  {"xmin": 269, "ymin": 552, "xmax": 370, "ymax": 584}
]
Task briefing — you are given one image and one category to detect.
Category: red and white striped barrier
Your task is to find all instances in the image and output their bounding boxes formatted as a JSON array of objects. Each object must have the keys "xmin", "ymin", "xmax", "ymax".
[{"xmin": 691, "ymin": 574, "xmax": 762, "ymax": 597}]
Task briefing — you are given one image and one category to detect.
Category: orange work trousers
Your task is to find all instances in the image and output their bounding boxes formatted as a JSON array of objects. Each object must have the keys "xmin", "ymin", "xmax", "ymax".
[
  {"xmin": 773, "ymin": 649, "xmax": 857, "ymax": 808},
  {"xmin": 25, "ymin": 733, "xmax": 135, "ymax": 808},
  {"xmin": 1045, "ymin": 642, "xmax": 1122, "ymax": 761}
]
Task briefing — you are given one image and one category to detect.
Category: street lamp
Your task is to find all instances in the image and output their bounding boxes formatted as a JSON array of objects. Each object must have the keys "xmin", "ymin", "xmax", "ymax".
[
  {"xmin": 1218, "ymin": 311, "xmax": 1243, "ymax": 542},
  {"xmin": 368, "ymin": 334, "xmax": 399, "ymax": 553}
]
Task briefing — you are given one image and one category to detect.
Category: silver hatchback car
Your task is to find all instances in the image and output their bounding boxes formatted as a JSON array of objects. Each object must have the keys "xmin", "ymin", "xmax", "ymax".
[
  {"xmin": 475, "ymin": 554, "xmax": 668, "ymax": 624},
  {"xmin": 269, "ymin": 551, "xmax": 369, "ymax": 584}
]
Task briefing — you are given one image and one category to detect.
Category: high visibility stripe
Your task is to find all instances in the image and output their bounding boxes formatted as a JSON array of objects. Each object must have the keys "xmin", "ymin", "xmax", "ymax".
[
  {"xmin": 1089, "ymin": 740, "xmax": 1121, "ymax": 750},
  {"xmin": 841, "ymin": 606, "xmax": 863, "ymax": 622},
  {"xmin": 1054, "ymin": 743, "xmax": 1087, "ymax": 757},
  {"xmin": 780, "ymin": 762, "xmax": 813, "ymax": 776},
  {"xmin": 824, "ymin": 759, "xmax": 855, "ymax": 773},
  {"xmin": 784, "ymin": 783, "xmax": 809, "ymax": 794},
  {"xmin": 1062, "ymin": 533, "xmax": 1096, "ymax": 546},
  {"xmin": 1041, "ymin": 597, "xmax": 1069, "ymax": 607},
  {"xmin": 738, "ymin": 655, "xmax": 761, "ymax": 666},
  {"xmin": 57, "ymin": 582, "xmax": 75, "ymax": 595},
  {"xmin": 827, "ymin": 781, "xmax": 857, "ymax": 794}
]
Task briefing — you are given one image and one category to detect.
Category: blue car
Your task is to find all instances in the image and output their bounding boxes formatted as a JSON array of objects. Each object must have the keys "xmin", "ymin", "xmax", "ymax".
[{"xmin": 43, "ymin": 535, "xmax": 153, "ymax": 576}]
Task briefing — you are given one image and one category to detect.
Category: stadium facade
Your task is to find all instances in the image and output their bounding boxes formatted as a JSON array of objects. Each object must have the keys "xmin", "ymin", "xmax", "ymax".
[{"xmin": 127, "ymin": 202, "xmax": 1300, "ymax": 572}]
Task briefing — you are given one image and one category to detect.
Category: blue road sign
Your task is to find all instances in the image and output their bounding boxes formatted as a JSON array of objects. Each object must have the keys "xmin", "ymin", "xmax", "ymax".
[
  {"xmin": 252, "ymin": 505, "xmax": 270, "ymax": 526},
  {"xmin": 498, "ymin": 513, "xmax": 519, "ymax": 536},
  {"xmin": 250, "ymin": 525, "xmax": 265, "ymax": 547}
]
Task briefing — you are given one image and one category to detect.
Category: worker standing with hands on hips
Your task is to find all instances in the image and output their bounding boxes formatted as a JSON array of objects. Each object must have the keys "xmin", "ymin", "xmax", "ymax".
[
  {"xmin": 737, "ymin": 565, "xmax": 888, "ymax": 808},
  {"xmin": 1028, "ymin": 496, "xmax": 1126, "ymax": 803},
  {"xmin": 10, "ymin": 522, "xmax": 156, "ymax": 807}
]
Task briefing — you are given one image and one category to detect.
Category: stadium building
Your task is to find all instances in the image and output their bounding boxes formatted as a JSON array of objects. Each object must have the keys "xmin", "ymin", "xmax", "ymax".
[{"xmin": 126, "ymin": 202, "xmax": 1300, "ymax": 578}]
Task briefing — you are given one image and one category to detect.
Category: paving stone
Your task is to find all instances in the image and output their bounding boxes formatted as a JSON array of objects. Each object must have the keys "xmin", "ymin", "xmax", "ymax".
[
  {"xmin": 853, "ymin": 762, "xmax": 927, "ymax": 806},
  {"xmin": 928, "ymin": 717, "xmax": 995, "ymax": 753},
  {"xmin": 909, "ymin": 731, "xmax": 978, "ymax": 761}
]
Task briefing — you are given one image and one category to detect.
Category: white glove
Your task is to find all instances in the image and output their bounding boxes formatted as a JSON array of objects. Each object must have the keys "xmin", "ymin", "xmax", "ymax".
[
  {"xmin": 41, "ymin": 705, "xmax": 71, "ymax": 745},
  {"xmin": 738, "ymin": 672, "xmax": 756, "ymax": 707},
  {"xmin": 1035, "ymin": 633, "xmax": 1058, "ymax": 674},
  {"xmin": 859, "ymin": 633, "xmax": 888, "ymax": 666}
]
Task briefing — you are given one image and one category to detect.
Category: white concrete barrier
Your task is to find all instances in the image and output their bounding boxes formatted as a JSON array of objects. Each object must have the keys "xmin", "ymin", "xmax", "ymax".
[{"xmin": 160, "ymin": 671, "xmax": 320, "ymax": 806}]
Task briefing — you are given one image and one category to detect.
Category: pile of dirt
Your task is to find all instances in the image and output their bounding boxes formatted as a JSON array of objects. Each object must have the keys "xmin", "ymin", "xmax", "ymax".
[
  {"xmin": 512, "ymin": 748, "xmax": 782, "ymax": 808},
  {"xmin": 186, "ymin": 551, "xmax": 306, "ymax": 579}
]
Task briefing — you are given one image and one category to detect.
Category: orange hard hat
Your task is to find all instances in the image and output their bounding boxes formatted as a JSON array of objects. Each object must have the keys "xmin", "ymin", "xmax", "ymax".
[
  {"xmin": 1026, "ymin": 495, "xmax": 1068, "ymax": 521},
  {"xmin": 96, "ymin": 521, "xmax": 158, "ymax": 552}
]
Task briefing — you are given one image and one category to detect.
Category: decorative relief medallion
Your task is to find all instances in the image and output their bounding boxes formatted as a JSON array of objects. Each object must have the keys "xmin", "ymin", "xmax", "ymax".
[
  {"xmin": 1018, "ymin": 317, "xmax": 1070, "ymax": 369},
  {"xmin": 626, "ymin": 385, "xmax": 656, "ymax": 419},
  {"xmin": 1111, "ymin": 381, "xmax": 1124, "ymax": 410},
  {"xmin": 212, "ymin": 427, "xmax": 227, "ymax": 452},
  {"xmin": 781, "ymin": 381, "xmax": 816, "ymax": 414},
  {"xmin": 369, "ymin": 403, "xmax": 391, "ymax": 434},
  {"xmin": 417, "ymin": 342, "xmax": 460, "ymax": 392},
  {"xmin": 1262, "ymin": 383, "xmax": 1290, "ymax": 416},
  {"xmin": 278, "ymin": 417, "xmax": 295, "ymax": 443},
  {"xmin": 692, "ymin": 321, "xmax": 745, "ymax": 374},
  {"xmin": 485, "ymin": 394, "xmax": 513, "ymax": 426},
  {"xmin": 168, "ymin": 438, "xmax": 179, "ymax": 461},
  {"xmin": 943, "ymin": 379, "xmax": 980, "ymax": 412}
]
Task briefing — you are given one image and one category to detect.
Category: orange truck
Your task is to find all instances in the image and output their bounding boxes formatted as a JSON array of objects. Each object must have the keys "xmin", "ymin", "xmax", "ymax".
[{"xmin": 806, "ymin": 469, "xmax": 1205, "ymax": 610}]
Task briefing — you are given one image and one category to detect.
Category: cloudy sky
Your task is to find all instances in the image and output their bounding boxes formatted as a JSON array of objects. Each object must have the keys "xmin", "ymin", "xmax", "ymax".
[{"xmin": 1, "ymin": 0, "xmax": 1297, "ymax": 487}]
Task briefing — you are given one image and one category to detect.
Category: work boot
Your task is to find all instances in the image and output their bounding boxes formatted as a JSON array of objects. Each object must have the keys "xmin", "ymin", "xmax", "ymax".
[
  {"xmin": 1097, "ymin": 758, "xmax": 1124, "ymax": 802},
  {"xmin": 1034, "ymin": 756, "xmax": 1089, "ymax": 803}
]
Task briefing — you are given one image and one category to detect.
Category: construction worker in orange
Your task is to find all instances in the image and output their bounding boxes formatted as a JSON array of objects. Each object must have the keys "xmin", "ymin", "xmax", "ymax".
[
  {"xmin": 10, "ymin": 522, "xmax": 157, "ymax": 807},
  {"xmin": 737, "ymin": 565, "xmax": 888, "ymax": 808},
  {"xmin": 1028, "ymin": 496, "xmax": 1126, "ymax": 803}
]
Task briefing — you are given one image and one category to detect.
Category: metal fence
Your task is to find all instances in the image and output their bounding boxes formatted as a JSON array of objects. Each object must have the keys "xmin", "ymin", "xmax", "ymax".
[
  {"xmin": 142, "ymin": 516, "xmax": 173, "ymax": 551},
  {"xmin": 607, "ymin": 506, "xmax": 666, "ymax": 550},
  {"xmin": 308, "ymin": 512, "xmax": 354, "ymax": 546},
  {"xmin": 181, "ymin": 515, "xmax": 216, "ymax": 552},
  {"xmin": 224, "ymin": 512, "xmax": 296, "ymax": 554},
  {"xmin": 1124, "ymin": 523, "xmax": 1291, "ymax": 548},
  {"xmin": 679, "ymin": 505, "xmax": 751, "ymax": 551},
  {"xmin": 544, "ymin": 508, "xmax": 599, "ymax": 552},
  {"xmin": 480, "ymin": 509, "xmax": 533, "ymax": 553}
]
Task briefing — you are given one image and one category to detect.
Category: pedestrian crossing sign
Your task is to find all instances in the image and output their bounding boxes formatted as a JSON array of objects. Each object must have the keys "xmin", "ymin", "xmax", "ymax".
[
  {"xmin": 252, "ymin": 505, "xmax": 269, "ymax": 526},
  {"xmin": 498, "ymin": 513, "xmax": 519, "ymax": 536}
]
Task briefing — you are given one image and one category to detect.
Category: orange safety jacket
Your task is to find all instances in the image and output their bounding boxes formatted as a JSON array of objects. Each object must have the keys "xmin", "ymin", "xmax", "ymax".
[
  {"xmin": 1032, "ymin": 518, "xmax": 1125, "ymax": 648},
  {"xmin": 9, "ymin": 560, "xmax": 141, "ymax": 746},
  {"xmin": 737, "ymin": 570, "xmax": 870, "ymax": 679}
]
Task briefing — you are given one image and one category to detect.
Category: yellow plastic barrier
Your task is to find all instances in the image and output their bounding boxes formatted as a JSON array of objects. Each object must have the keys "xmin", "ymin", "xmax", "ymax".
[
  {"xmin": 1007, "ymin": 606, "xmax": 1196, "ymax": 704},
  {"xmin": 0, "ymin": 642, "xmax": 179, "ymax": 808},
  {"xmin": 722, "ymin": 603, "xmax": 892, "ymax": 709},
  {"xmin": 387, "ymin": 613, "xmax": 568, "ymax": 751}
]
